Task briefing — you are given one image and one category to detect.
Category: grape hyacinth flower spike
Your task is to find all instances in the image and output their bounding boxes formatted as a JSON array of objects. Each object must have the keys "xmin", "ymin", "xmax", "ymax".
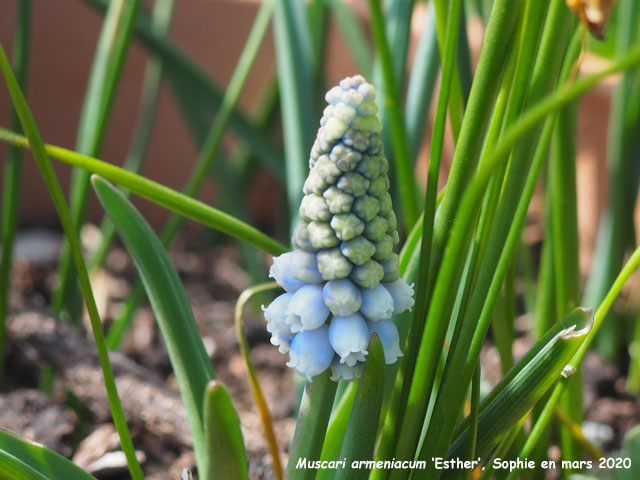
[{"xmin": 263, "ymin": 75, "xmax": 414, "ymax": 382}]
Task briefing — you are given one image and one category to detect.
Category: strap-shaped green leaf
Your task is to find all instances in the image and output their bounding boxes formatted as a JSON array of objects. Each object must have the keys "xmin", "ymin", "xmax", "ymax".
[
  {"xmin": 91, "ymin": 176, "xmax": 214, "ymax": 473},
  {"xmin": 204, "ymin": 381, "xmax": 248, "ymax": 480},
  {"xmin": 0, "ymin": 430, "xmax": 97, "ymax": 480},
  {"xmin": 446, "ymin": 307, "xmax": 594, "ymax": 474},
  {"xmin": 335, "ymin": 334, "xmax": 385, "ymax": 480}
]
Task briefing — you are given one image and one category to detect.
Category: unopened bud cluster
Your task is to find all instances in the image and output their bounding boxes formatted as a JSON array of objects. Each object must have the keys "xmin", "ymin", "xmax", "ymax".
[{"xmin": 263, "ymin": 76, "xmax": 414, "ymax": 382}]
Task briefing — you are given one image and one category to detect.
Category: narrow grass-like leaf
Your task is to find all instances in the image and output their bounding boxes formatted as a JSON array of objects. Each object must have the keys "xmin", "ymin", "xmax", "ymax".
[
  {"xmin": 0, "ymin": 128, "xmax": 287, "ymax": 256},
  {"xmin": 334, "ymin": 335, "xmax": 385, "ymax": 480},
  {"xmin": 0, "ymin": 430, "xmax": 97, "ymax": 480},
  {"xmin": 91, "ymin": 176, "xmax": 214, "ymax": 473},
  {"xmin": 585, "ymin": 0, "xmax": 640, "ymax": 360},
  {"xmin": 89, "ymin": 0, "xmax": 176, "ymax": 273},
  {"xmin": 401, "ymin": 42, "xmax": 640, "ymax": 475},
  {"xmin": 285, "ymin": 371, "xmax": 338, "ymax": 480},
  {"xmin": 82, "ymin": 0, "xmax": 283, "ymax": 177},
  {"xmin": 368, "ymin": 0, "xmax": 420, "ymax": 228},
  {"xmin": 324, "ymin": 0, "xmax": 372, "ymax": 77},
  {"xmin": 204, "ymin": 381, "xmax": 249, "ymax": 480},
  {"xmin": 103, "ymin": 0, "xmax": 276, "ymax": 347},
  {"xmin": 447, "ymin": 308, "xmax": 593, "ymax": 472},
  {"xmin": 54, "ymin": 0, "xmax": 141, "ymax": 320},
  {"xmin": 405, "ymin": 6, "xmax": 439, "ymax": 162},
  {"xmin": 0, "ymin": 43, "xmax": 144, "ymax": 480},
  {"xmin": 0, "ymin": 0, "xmax": 31, "ymax": 385},
  {"xmin": 508, "ymin": 244, "xmax": 640, "ymax": 479},
  {"xmin": 273, "ymin": 0, "xmax": 315, "ymax": 225}
]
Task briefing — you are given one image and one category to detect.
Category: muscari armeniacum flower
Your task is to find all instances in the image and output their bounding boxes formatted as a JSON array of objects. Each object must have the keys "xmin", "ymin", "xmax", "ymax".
[{"xmin": 264, "ymin": 75, "xmax": 415, "ymax": 381}]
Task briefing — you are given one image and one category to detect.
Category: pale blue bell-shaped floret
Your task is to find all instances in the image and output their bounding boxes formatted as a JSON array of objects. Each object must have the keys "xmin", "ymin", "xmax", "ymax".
[
  {"xmin": 383, "ymin": 278, "xmax": 415, "ymax": 314},
  {"xmin": 269, "ymin": 252, "xmax": 306, "ymax": 292},
  {"xmin": 323, "ymin": 278, "xmax": 363, "ymax": 316},
  {"xmin": 328, "ymin": 313, "xmax": 370, "ymax": 367},
  {"xmin": 360, "ymin": 284, "xmax": 394, "ymax": 321},
  {"xmin": 330, "ymin": 359, "xmax": 363, "ymax": 382},
  {"xmin": 287, "ymin": 326, "xmax": 334, "ymax": 381},
  {"xmin": 290, "ymin": 249, "xmax": 323, "ymax": 284},
  {"xmin": 263, "ymin": 293, "xmax": 294, "ymax": 335},
  {"xmin": 367, "ymin": 319, "xmax": 403, "ymax": 364},
  {"xmin": 271, "ymin": 333, "xmax": 294, "ymax": 354},
  {"xmin": 286, "ymin": 284, "xmax": 330, "ymax": 332}
]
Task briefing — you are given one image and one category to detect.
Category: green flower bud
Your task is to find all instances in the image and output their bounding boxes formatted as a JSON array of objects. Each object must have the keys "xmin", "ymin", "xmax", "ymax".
[
  {"xmin": 356, "ymin": 155, "xmax": 381, "ymax": 180},
  {"xmin": 337, "ymin": 172, "xmax": 370, "ymax": 197},
  {"xmin": 292, "ymin": 221, "xmax": 315, "ymax": 252},
  {"xmin": 381, "ymin": 254, "xmax": 400, "ymax": 282},
  {"xmin": 368, "ymin": 176, "xmax": 387, "ymax": 198},
  {"xmin": 340, "ymin": 236, "xmax": 376, "ymax": 265},
  {"xmin": 317, "ymin": 248, "xmax": 353, "ymax": 280},
  {"xmin": 373, "ymin": 235, "xmax": 394, "ymax": 261},
  {"xmin": 308, "ymin": 221, "xmax": 339, "ymax": 249},
  {"xmin": 351, "ymin": 259, "xmax": 384, "ymax": 289},
  {"xmin": 352, "ymin": 195, "xmax": 380, "ymax": 222},
  {"xmin": 323, "ymin": 186, "xmax": 354, "ymax": 214},
  {"xmin": 378, "ymin": 192, "xmax": 393, "ymax": 215},
  {"xmin": 330, "ymin": 144, "xmax": 362, "ymax": 172},
  {"xmin": 363, "ymin": 216, "xmax": 388, "ymax": 243},
  {"xmin": 330, "ymin": 213, "xmax": 365, "ymax": 241},
  {"xmin": 385, "ymin": 211, "xmax": 398, "ymax": 232},
  {"xmin": 300, "ymin": 194, "xmax": 331, "ymax": 222}
]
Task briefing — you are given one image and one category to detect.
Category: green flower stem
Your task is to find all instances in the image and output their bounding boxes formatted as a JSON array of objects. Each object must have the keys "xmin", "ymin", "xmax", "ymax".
[
  {"xmin": 0, "ymin": 127, "xmax": 287, "ymax": 256},
  {"xmin": 0, "ymin": 43, "xmax": 144, "ymax": 480},
  {"xmin": 89, "ymin": 0, "xmax": 176, "ymax": 273},
  {"xmin": 0, "ymin": 0, "xmax": 31, "ymax": 386},
  {"xmin": 507, "ymin": 244, "xmax": 640, "ymax": 480},
  {"xmin": 235, "ymin": 283, "xmax": 283, "ymax": 480},
  {"xmin": 406, "ymin": 44, "xmax": 640, "ymax": 475},
  {"xmin": 367, "ymin": 0, "xmax": 420, "ymax": 228},
  {"xmin": 54, "ymin": 0, "xmax": 142, "ymax": 321},
  {"xmin": 285, "ymin": 371, "xmax": 338, "ymax": 480}
]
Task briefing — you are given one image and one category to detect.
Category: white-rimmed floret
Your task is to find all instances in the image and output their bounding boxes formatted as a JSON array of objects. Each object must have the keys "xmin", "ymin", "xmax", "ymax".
[
  {"xmin": 322, "ymin": 278, "xmax": 363, "ymax": 316},
  {"xmin": 367, "ymin": 319, "xmax": 403, "ymax": 364},
  {"xmin": 287, "ymin": 326, "xmax": 334, "ymax": 381},
  {"xmin": 285, "ymin": 284, "xmax": 330, "ymax": 332},
  {"xmin": 360, "ymin": 284, "xmax": 394, "ymax": 321},
  {"xmin": 328, "ymin": 313, "xmax": 370, "ymax": 367}
]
